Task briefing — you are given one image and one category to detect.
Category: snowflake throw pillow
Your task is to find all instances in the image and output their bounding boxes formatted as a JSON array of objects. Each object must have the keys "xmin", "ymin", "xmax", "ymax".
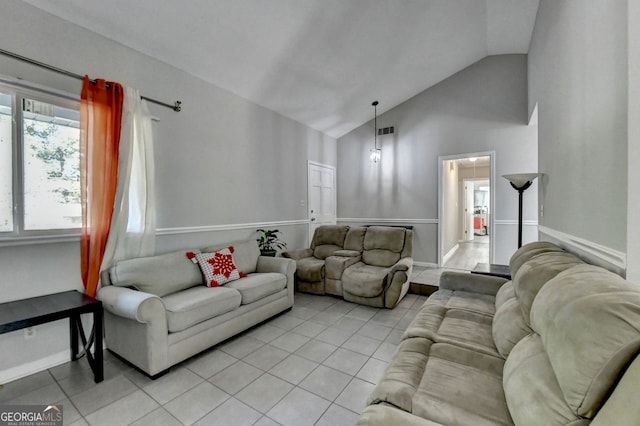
[{"xmin": 187, "ymin": 247, "xmax": 247, "ymax": 287}]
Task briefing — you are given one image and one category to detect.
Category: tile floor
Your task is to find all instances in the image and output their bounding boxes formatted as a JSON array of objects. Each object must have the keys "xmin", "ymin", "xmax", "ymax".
[{"xmin": 0, "ymin": 292, "xmax": 428, "ymax": 426}]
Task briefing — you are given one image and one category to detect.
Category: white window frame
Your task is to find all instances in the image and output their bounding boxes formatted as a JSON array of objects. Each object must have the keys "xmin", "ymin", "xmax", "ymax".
[{"xmin": 0, "ymin": 80, "xmax": 82, "ymax": 246}]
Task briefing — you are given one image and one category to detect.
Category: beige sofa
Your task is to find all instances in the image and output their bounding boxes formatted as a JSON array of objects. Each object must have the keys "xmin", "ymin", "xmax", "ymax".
[
  {"xmin": 97, "ymin": 239, "xmax": 295, "ymax": 377},
  {"xmin": 284, "ymin": 225, "xmax": 413, "ymax": 308},
  {"xmin": 358, "ymin": 241, "xmax": 640, "ymax": 425}
]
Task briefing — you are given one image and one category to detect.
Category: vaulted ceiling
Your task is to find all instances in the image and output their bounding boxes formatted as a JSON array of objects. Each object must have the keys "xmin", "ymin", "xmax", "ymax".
[{"xmin": 22, "ymin": 0, "xmax": 539, "ymax": 138}]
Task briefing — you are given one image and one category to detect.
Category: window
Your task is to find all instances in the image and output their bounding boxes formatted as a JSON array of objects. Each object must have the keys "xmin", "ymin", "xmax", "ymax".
[{"xmin": 0, "ymin": 83, "xmax": 81, "ymax": 239}]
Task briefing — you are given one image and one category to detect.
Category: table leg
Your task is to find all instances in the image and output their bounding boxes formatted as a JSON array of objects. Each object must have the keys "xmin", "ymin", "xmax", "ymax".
[
  {"xmin": 93, "ymin": 308, "xmax": 103, "ymax": 383},
  {"xmin": 70, "ymin": 314, "xmax": 79, "ymax": 361}
]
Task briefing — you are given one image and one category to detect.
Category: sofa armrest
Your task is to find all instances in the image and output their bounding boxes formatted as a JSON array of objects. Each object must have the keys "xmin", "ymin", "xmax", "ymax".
[
  {"xmin": 281, "ymin": 248, "xmax": 313, "ymax": 260},
  {"xmin": 326, "ymin": 254, "xmax": 361, "ymax": 280},
  {"xmin": 439, "ymin": 271, "xmax": 508, "ymax": 296},
  {"xmin": 97, "ymin": 286, "xmax": 165, "ymax": 323},
  {"xmin": 389, "ymin": 257, "xmax": 413, "ymax": 275},
  {"xmin": 333, "ymin": 250, "xmax": 361, "ymax": 258},
  {"xmin": 358, "ymin": 404, "xmax": 446, "ymax": 426},
  {"xmin": 256, "ymin": 256, "xmax": 296, "ymax": 276}
]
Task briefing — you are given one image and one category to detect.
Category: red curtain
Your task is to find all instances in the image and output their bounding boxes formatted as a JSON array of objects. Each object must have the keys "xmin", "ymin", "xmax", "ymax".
[{"xmin": 80, "ymin": 77, "xmax": 124, "ymax": 298}]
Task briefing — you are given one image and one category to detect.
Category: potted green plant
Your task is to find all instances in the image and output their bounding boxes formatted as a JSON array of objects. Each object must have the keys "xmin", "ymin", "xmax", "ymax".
[{"xmin": 256, "ymin": 228, "xmax": 287, "ymax": 257}]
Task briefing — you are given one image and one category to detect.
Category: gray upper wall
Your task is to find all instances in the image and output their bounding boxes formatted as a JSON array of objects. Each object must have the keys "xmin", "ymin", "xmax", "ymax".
[
  {"xmin": 0, "ymin": 2, "xmax": 335, "ymax": 377},
  {"xmin": 529, "ymin": 0, "xmax": 628, "ymax": 252},
  {"xmin": 337, "ymin": 54, "xmax": 538, "ymax": 265}
]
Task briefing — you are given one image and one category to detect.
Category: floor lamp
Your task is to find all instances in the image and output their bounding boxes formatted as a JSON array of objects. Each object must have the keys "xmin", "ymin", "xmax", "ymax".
[{"xmin": 503, "ymin": 173, "xmax": 538, "ymax": 248}]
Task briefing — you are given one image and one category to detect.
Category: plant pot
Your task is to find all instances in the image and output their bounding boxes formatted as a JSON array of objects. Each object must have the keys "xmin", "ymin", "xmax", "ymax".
[{"xmin": 260, "ymin": 250, "xmax": 277, "ymax": 257}]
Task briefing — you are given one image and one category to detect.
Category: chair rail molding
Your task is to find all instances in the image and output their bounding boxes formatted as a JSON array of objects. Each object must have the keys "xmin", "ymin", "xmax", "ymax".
[
  {"xmin": 157, "ymin": 219, "xmax": 308, "ymax": 236},
  {"xmin": 337, "ymin": 218, "xmax": 439, "ymax": 224},
  {"xmin": 538, "ymin": 225, "xmax": 627, "ymax": 276}
]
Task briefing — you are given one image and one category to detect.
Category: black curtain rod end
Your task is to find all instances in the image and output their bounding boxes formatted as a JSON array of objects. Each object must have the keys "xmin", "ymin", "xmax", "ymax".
[{"xmin": 173, "ymin": 101, "xmax": 182, "ymax": 112}]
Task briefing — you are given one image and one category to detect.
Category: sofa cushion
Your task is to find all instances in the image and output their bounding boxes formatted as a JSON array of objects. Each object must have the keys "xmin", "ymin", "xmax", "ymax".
[
  {"xmin": 296, "ymin": 257, "xmax": 325, "ymax": 282},
  {"xmin": 494, "ymin": 281, "xmax": 515, "ymax": 309},
  {"xmin": 226, "ymin": 273, "xmax": 286, "ymax": 305},
  {"xmin": 203, "ymin": 240, "xmax": 260, "ymax": 274},
  {"xmin": 344, "ymin": 226, "xmax": 367, "ymax": 251},
  {"xmin": 508, "ymin": 241, "xmax": 565, "ymax": 277},
  {"xmin": 342, "ymin": 262, "xmax": 390, "ymax": 297},
  {"xmin": 504, "ymin": 334, "xmax": 586, "ymax": 425},
  {"xmin": 492, "ymin": 297, "xmax": 531, "ymax": 358},
  {"xmin": 513, "ymin": 251, "xmax": 583, "ymax": 322},
  {"xmin": 362, "ymin": 226, "xmax": 406, "ymax": 267},
  {"xmin": 403, "ymin": 305, "xmax": 499, "ymax": 357},
  {"xmin": 369, "ymin": 338, "xmax": 512, "ymax": 426},
  {"xmin": 312, "ymin": 225, "xmax": 349, "ymax": 247},
  {"xmin": 425, "ymin": 289, "xmax": 496, "ymax": 316},
  {"xmin": 194, "ymin": 247, "xmax": 247, "ymax": 287},
  {"xmin": 530, "ymin": 264, "xmax": 640, "ymax": 418},
  {"xmin": 162, "ymin": 286, "xmax": 241, "ymax": 333},
  {"xmin": 109, "ymin": 249, "xmax": 202, "ymax": 297}
]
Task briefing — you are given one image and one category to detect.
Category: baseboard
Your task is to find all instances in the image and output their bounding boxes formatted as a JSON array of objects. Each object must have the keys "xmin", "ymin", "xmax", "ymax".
[
  {"xmin": 442, "ymin": 244, "xmax": 459, "ymax": 265},
  {"xmin": 0, "ymin": 350, "xmax": 70, "ymax": 384},
  {"xmin": 538, "ymin": 226, "xmax": 626, "ymax": 277},
  {"xmin": 413, "ymin": 261, "xmax": 438, "ymax": 268}
]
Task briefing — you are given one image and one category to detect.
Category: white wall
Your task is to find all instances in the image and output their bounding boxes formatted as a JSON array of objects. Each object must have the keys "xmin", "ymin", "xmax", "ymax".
[
  {"xmin": 529, "ymin": 1, "xmax": 628, "ymax": 269},
  {"xmin": 0, "ymin": 2, "xmax": 336, "ymax": 381},
  {"xmin": 337, "ymin": 55, "xmax": 538, "ymax": 266}
]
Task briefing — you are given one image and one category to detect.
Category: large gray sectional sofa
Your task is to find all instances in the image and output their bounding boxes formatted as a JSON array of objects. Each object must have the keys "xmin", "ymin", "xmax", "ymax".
[
  {"xmin": 358, "ymin": 241, "xmax": 640, "ymax": 425},
  {"xmin": 97, "ymin": 239, "xmax": 295, "ymax": 377}
]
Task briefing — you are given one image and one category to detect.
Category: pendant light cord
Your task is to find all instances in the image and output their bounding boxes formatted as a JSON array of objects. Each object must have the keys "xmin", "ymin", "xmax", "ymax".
[{"xmin": 372, "ymin": 100, "xmax": 379, "ymax": 149}]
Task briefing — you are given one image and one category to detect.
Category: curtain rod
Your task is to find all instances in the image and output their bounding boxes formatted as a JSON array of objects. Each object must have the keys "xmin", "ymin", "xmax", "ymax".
[{"xmin": 0, "ymin": 47, "xmax": 182, "ymax": 112}]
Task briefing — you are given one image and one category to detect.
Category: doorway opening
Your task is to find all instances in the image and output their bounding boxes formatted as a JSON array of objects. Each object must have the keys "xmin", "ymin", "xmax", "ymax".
[{"xmin": 438, "ymin": 152, "xmax": 495, "ymax": 270}]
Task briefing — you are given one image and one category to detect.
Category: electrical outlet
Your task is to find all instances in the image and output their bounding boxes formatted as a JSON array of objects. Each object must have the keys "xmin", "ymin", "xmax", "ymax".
[{"xmin": 24, "ymin": 327, "xmax": 35, "ymax": 340}]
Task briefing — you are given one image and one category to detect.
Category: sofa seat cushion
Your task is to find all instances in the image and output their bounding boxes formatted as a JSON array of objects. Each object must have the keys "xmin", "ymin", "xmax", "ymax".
[
  {"xmin": 162, "ymin": 286, "xmax": 241, "ymax": 333},
  {"xmin": 403, "ymin": 305, "xmax": 500, "ymax": 357},
  {"xmin": 296, "ymin": 257, "xmax": 325, "ymax": 282},
  {"xmin": 342, "ymin": 262, "xmax": 390, "ymax": 297},
  {"xmin": 226, "ymin": 273, "xmax": 286, "ymax": 305},
  {"xmin": 425, "ymin": 289, "xmax": 496, "ymax": 316},
  {"xmin": 369, "ymin": 338, "xmax": 512, "ymax": 426}
]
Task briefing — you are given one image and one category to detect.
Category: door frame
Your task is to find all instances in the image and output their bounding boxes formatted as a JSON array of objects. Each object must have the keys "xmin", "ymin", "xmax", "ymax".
[
  {"xmin": 437, "ymin": 151, "xmax": 496, "ymax": 267},
  {"xmin": 307, "ymin": 161, "xmax": 337, "ymax": 245}
]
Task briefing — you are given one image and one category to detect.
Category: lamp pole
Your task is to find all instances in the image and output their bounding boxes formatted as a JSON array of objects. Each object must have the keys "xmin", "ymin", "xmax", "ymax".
[{"xmin": 509, "ymin": 181, "xmax": 532, "ymax": 248}]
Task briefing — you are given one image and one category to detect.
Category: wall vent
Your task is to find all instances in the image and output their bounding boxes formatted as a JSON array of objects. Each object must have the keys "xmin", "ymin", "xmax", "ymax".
[{"xmin": 377, "ymin": 126, "xmax": 395, "ymax": 135}]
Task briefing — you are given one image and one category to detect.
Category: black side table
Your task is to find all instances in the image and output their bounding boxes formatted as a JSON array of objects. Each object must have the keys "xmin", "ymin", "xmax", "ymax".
[
  {"xmin": 471, "ymin": 263, "xmax": 512, "ymax": 280},
  {"xmin": 0, "ymin": 290, "xmax": 103, "ymax": 382}
]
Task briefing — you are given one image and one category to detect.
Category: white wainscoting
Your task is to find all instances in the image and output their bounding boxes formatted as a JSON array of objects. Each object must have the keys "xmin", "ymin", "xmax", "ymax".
[{"xmin": 538, "ymin": 226, "xmax": 626, "ymax": 277}]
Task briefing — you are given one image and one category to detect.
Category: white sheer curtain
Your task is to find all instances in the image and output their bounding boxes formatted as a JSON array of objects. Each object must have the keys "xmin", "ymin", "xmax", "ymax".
[{"xmin": 101, "ymin": 86, "xmax": 156, "ymax": 269}]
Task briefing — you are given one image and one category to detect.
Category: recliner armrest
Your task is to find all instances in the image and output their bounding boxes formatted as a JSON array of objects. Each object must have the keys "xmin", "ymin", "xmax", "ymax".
[
  {"xmin": 97, "ymin": 286, "xmax": 165, "ymax": 323},
  {"xmin": 439, "ymin": 271, "xmax": 508, "ymax": 296},
  {"xmin": 281, "ymin": 248, "xmax": 313, "ymax": 260},
  {"xmin": 389, "ymin": 257, "xmax": 413, "ymax": 275},
  {"xmin": 333, "ymin": 250, "xmax": 361, "ymax": 258}
]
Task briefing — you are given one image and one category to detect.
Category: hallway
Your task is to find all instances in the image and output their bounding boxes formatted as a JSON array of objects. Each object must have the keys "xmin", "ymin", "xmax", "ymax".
[{"xmin": 443, "ymin": 235, "xmax": 489, "ymax": 271}]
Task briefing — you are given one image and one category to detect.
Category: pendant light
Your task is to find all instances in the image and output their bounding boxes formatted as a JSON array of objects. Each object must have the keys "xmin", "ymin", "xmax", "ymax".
[{"xmin": 370, "ymin": 101, "xmax": 381, "ymax": 163}]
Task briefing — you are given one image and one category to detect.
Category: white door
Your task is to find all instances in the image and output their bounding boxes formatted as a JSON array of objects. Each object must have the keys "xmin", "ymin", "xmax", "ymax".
[
  {"xmin": 464, "ymin": 180, "xmax": 475, "ymax": 241},
  {"xmin": 308, "ymin": 162, "xmax": 336, "ymax": 243}
]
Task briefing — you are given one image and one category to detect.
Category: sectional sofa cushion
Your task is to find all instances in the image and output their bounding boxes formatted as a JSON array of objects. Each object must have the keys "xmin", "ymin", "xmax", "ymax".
[
  {"xmin": 530, "ymin": 264, "xmax": 640, "ymax": 418},
  {"xmin": 108, "ymin": 249, "xmax": 202, "ymax": 297},
  {"xmin": 513, "ymin": 251, "xmax": 583, "ymax": 321},
  {"xmin": 492, "ymin": 296, "xmax": 531, "ymax": 358},
  {"xmin": 362, "ymin": 226, "xmax": 406, "ymax": 267},
  {"xmin": 226, "ymin": 273, "xmax": 286, "ymax": 304},
  {"xmin": 295, "ymin": 257, "xmax": 325, "ymax": 282},
  {"xmin": 162, "ymin": 286, "xmax": 241, "ymax": 332},
  {"xmin": 403, "ymin": 305, "xmax": 499, "ymax": 357},
  {"xmin": 311, "ymin": 225, "xmax": 349, "ymax": 259},
  {"xmin": 341, "ymin": 263, "xmax": 391, "ymax": 297},
  {"xmin": 370, "ymin": 338, "xmax": 512, "ymax": 426},
  {"xmin": 508, "ymin": 241, "xmax": 565, "ymax": 277},
  {"xmin": 424, "ymin": 289, "xmax": 496, "ymax": 317}
]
